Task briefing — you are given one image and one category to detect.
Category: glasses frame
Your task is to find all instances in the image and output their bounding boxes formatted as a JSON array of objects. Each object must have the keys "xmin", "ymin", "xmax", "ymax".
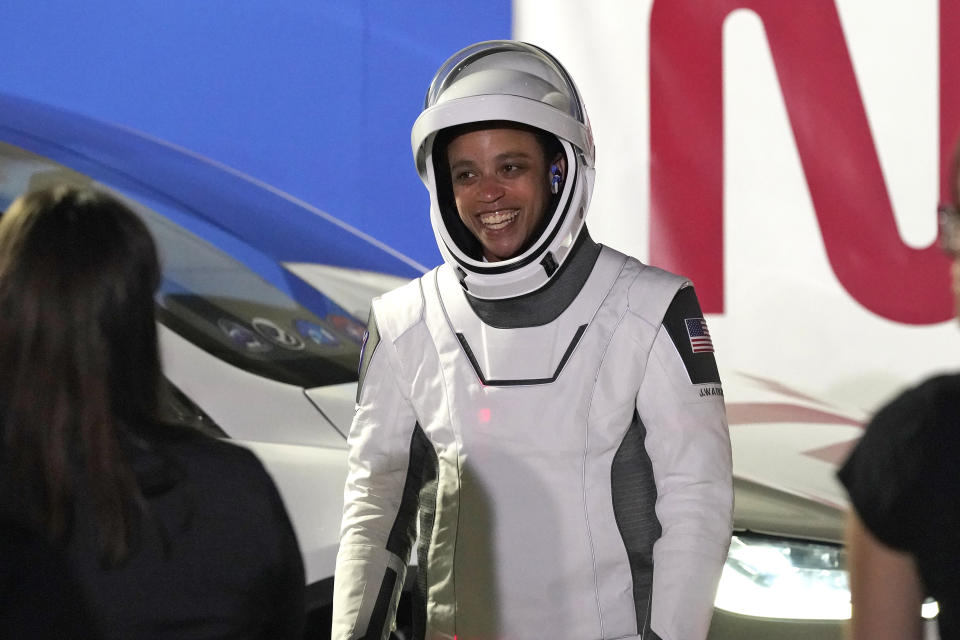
[{"xmin": 937, "ymin": 204, "xmax": 960, "ymax": 257}]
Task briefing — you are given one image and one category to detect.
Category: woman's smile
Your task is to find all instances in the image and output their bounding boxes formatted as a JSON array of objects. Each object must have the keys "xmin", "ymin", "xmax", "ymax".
[{"xmin": 447, "ymin": 128, "xmax": 558, "ymax": 262}]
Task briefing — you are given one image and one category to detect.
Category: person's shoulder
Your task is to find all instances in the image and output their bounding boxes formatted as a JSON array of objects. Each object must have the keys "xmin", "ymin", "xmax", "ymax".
[
  {"xmin": 908, "ymin": 372, "xmax": 960, "ymax": 404},
  {"xmin": 597, "ymin": 245, "xmax": 690, "ymax": 290},
  {"xmin": 600, "ymin": 246, "xmax": 692, "ymax": 322},
  {"xmin": 139, "ymin": 423, "xmax": 266, "ymax": 478},
  {"xmin": 379, "ymin": 269, "xmax": 431, "ymax": 303},
  {"xmin": 840, "ymin": 374, "xmax": 952, "ymax": 486},
  {"xmin": 838, "ymin": 373, "xmax": 960, "ymax": 549},
  {"xmin": 137, "ymin": 419, "xmax": 221, "ymax": 448},
  {"xmin": 869, "ymin": 373, "xmax": 960, "ymax": 445},
  {"xmin": 873, "ymin": 373, "xmax": 960, "ymax": 425},
  {"xmin": 372, "ymin": 268, "xmax": 434, "ymax": 339},
  {"xmin": 171, "ymin": 430, "xmax": 261, "ymax": 468}
]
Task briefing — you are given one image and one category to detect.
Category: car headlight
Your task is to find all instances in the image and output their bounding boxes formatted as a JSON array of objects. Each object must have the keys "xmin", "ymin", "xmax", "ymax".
[
  {"xmin": 715, "ymin": 534, "xmax": 850, "ymax": 619},
  {"xmin": 714, "ymin": 534, "xmax": 939, "ymax": 621}
]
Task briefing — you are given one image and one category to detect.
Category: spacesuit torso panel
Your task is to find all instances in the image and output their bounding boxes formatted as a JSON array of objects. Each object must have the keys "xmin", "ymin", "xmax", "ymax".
[{"xmin": 377, "ymin": 246, "xmax": 686, "ymax": 639}]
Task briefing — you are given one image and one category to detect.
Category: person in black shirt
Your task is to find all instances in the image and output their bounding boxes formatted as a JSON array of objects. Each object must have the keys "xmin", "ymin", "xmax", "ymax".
[
  {"xmin": 0, "ymin": 185, "xmax": 305, "ymax": 639},
  {"xmin": 838, "ymin": 161, "xmax": 960, "ymax": 639},
  {"xmin": 0, "ymin": 517, "xmax": 99, "ymax": 638}
]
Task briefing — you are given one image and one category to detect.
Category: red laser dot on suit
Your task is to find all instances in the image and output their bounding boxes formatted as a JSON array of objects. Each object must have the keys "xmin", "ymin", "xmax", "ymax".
[{"xmin": 478, "ymin": 408, "xmax": 491, "ymax": 423}]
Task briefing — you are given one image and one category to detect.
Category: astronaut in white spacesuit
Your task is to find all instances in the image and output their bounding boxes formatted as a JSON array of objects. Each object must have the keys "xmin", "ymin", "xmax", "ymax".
[{"xmin": 332, "ymin": 41, "xmax": 733, "ymax": 640}]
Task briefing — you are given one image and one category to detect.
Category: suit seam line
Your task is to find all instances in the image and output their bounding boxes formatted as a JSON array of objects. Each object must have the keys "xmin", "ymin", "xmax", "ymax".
[
  {"xmin": 430, "ymin": 268, "xmax": 461, "ymax": 637},
  {"xmin": 581, "ymin": 303, "xmax": 629, "ymax": 639}
]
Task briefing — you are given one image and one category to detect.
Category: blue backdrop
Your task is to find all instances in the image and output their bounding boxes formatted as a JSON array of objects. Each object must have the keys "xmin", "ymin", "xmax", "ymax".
[{"xmin": 0, "ymin": 1, "xmax": 512, "ymax": 269}]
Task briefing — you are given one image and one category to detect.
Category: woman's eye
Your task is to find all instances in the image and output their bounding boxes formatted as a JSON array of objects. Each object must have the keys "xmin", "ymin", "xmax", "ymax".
[{"xmin": 454, "ymin": 171, "xmax": 476, "ymax": 183}]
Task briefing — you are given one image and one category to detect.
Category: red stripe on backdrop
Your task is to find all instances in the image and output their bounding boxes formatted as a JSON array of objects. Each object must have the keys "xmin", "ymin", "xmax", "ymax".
[
  {"xmin": 726, "ymin": 402, "xmax": 862, "ymax": 427},
  {"xmin": 649, "ymin": 0, "xmax": 955, "ymax": 324}
]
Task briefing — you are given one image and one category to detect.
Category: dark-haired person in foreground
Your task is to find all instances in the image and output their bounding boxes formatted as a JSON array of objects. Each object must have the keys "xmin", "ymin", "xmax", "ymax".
[{"xmin": 0, "ymin": 185, "xmax": 305, "ymax": 639}]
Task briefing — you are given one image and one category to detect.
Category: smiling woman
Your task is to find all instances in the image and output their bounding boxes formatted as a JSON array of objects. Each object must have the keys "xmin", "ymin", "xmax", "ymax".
[{"xmin": 333, "ymin": 40, "xmax": 733, "ymax": 640}]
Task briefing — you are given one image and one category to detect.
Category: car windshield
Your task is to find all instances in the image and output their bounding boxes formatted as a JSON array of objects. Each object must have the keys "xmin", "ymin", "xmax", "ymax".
[{"xmin": 0, "ymin": 141, "xmax": 401, "ymax": 388}]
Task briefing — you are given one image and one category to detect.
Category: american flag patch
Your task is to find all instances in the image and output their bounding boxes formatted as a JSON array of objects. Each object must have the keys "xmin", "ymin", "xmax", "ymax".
[{"xmin": 685, "ymin": 318, "xmax": 714, "ymax": 354}]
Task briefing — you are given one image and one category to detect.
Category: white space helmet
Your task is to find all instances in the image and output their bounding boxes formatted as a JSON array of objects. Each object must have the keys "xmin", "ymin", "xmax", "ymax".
[{"xmin": 411, "ymin": 40, "xmax": 595, "ymax": 300}]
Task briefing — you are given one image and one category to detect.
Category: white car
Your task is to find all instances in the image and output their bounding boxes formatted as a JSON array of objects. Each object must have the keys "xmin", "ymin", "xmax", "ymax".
[
  {"xmin": 0, "ymin": 92, "xmax": 939, "ymax": 639},
  {"xmin": 0, "ymin": 92, "xmax": 416, "ymax": 635}
]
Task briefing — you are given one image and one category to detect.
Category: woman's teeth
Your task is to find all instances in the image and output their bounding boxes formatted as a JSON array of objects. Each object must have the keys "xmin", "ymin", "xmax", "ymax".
[{"xmin": 479, "ymin": 210, "xmax": 518, "ymax": 230}]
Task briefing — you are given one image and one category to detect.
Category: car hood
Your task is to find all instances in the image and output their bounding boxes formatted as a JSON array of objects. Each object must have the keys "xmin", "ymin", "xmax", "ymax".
[{"xmin": 725, "ymin": 371, "xmax": 864, "ymax": 544}]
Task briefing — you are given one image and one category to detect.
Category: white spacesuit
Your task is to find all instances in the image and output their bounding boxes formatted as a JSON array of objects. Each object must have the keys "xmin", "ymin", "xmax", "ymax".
[{"xmin": 332, "ymin": 41, "xmax": 733, "ymax": 640}]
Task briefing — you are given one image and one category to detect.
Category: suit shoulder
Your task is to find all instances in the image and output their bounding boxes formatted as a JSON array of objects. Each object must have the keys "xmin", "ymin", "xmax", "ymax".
[
  {"xmin": 622, "ymin": 257, "xmax": 691, "ymax": 324},
  {"xmin": 371, "ymin": 270, "xmax": 431, "ymax": 341}
]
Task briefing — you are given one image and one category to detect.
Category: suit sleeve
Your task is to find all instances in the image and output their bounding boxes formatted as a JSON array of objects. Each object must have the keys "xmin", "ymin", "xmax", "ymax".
[
  {"xmin": 332, "ymin": 309, "xmax": 420, "ymax": 640},
  {"xmin": 636, "ymin": 286, "xmax": 733, "ymax": 640}
]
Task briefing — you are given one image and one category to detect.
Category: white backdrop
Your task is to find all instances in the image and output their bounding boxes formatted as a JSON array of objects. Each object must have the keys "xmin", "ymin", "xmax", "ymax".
[{"xmin": 515, "ymin": 1, "xmax": 955, "ymax": 418}]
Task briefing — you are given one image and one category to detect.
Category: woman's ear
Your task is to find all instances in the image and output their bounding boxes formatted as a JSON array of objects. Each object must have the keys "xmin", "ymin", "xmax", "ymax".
[
  {"xmin": 552, "ymin": 153, "xmax": 567, "ymax": 180},
  {"xmin": 549, "ymin": 153, "xmax": 566, "ymax": 194}
]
